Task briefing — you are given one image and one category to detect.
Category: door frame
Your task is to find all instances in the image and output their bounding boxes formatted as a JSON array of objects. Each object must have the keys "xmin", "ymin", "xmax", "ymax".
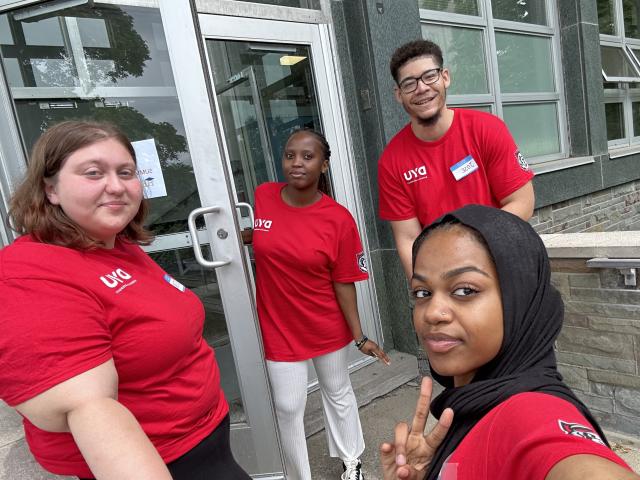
[
  {"xmin": 159, "ymin": 1, "xmax": 284, "ymax": 476},
  {"xmin": 197, "ymin": 12, "xmax": 384, "ymax": 377}
]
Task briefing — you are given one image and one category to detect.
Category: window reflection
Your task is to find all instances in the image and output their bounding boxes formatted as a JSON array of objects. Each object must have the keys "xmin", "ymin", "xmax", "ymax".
[{"xmin": 0, "ymin": 3, "xmax": 198, "ymax": 236}]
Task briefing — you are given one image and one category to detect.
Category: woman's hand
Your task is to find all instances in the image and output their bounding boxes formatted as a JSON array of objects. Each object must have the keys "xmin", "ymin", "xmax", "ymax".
[
  {"xmin": 359, "ymin": 340, "xmax": 391, "ymax": 365},
  {"xmin": 380, "ymin": 377, "xmax": 453, "ymax": 480}
]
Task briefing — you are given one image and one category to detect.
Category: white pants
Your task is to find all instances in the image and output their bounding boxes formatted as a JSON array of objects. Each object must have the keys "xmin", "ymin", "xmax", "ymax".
[{"xmin": 266, "ymin": 344, "xmax": 365, "ymax": 480}]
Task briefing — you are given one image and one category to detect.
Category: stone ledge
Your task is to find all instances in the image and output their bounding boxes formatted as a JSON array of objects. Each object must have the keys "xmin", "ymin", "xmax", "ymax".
[{"xmin": 541, "ymin": 232, "xmax": 640, "ymax": 258}]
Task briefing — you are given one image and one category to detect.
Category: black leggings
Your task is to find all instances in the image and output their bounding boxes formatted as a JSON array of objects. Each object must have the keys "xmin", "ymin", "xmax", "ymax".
[{"xmin": 79, "ymin": 414, "xmax": 250, "ymax": 480}]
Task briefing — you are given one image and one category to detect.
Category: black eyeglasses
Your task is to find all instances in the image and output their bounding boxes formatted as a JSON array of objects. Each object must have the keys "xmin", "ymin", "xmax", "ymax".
[{"xmin": 398, "ymin": 68, "xmax": 443, "ymax": 94}]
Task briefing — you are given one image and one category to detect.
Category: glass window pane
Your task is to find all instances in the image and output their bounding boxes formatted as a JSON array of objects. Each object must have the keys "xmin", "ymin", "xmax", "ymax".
[
  {"xmin": 624, "ymin": 0, "xmax": 640, "ymax": 39},
  {"xmin": 78, "ymin": 17, "xmax": 111, "ymax": 48},
  {"xmin": 79, "ymin": 7, "xmax": 175, "ymax": 88},
  {"xmin": 418, "ymin": 0, "xmax": 479, "ymax": 16},
  {"xmin": 503, "ymin": 103, "xmax": 560, "ymax": 158},
  {"xmin": 496, "ymin": 33, "xmax": 554, "ymax": 93},
  {"xmin": 601, "ymin": 45, "xmax": 640, "ymax": 80},
  {"xmin": 422, "ymin": 23, "xmax": 488, "ymax": 95},
  {"xmin": 633, "ymin": 102, "xmax": 640, "ymax": 137},
  {"xmin": 0, "ymin": 5, "xmax": 176, "ymax": 90},
  {"xmin": 233, "ymin": 0, "xmax": 320, "ymax": 8},
  {"xmin": 0, "ymin": 14, "xmax": 13, "ymax": 45},
  {"xmin": 629, "ymin": 46, "xmax": 640, "ymax": 70},
  {"xmin": 597, "ymin": 0, "xmax": 616, "ymax": 35},
  {"xmin": 208, "ymin": 40, "xmax": 323, "ymax": 204},
  {"xmin": 605, "ymin": 102, "xmax": 625, "ymax": 140},
  {"xmin": 492, "ymin": 0, "xmax": 547, "ymax": 26},
  {"xmin": 466, "ymin": 105, "xmax": 492, "ymax": 113},
  {"xmin": 22, "ymin": 17, "xmax": 64, "ymax": 46}
]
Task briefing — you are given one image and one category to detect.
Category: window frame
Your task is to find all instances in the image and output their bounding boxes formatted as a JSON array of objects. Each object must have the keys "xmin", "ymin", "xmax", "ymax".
[
  {"xmin": 419, "ymin": 0, "xmax": 568, "ymax": 166},
  {"xmin": 599, "ymin": 0, "xmax": 640, "ymax": 152},
  {"xmin": 600, "ymin": 43, "xmax": 640, "ymax": 82}
]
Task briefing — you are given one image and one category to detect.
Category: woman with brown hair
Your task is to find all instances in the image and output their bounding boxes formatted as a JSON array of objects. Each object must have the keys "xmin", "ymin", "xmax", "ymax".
[{"xmin": 0, "ymin": 121, "xmax": 249, "ymax": 480}]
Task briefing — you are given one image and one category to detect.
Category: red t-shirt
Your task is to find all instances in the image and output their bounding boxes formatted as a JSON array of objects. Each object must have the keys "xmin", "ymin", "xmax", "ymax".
[
  {"xmin": 438, "ymin": 392, "xmax": 631, "ymax": 479},
  {"xmin": 378, "ymin": 108, "xmax": 534, "ymax": 227},
  {"xmin": 253, "ymin": 182, "xmax": 369, "ymax": 361},
  {"xmin": 0, "ymin": 236, "xmax": 228, "ymax": 477}
]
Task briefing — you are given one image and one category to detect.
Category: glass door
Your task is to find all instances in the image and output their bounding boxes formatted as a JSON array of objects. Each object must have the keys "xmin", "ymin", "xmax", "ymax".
[{"xmin": 199, "ymin": 13, "xmax": 378, "ymax": 388}]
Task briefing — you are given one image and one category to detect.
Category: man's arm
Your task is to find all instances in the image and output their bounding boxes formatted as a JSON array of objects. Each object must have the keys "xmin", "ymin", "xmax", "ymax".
[
  {"xmin": 390, "ymin": 218, "xmax": 423, "ymax": 280},
  {"xmin": 499, "ymin": 180, "xmax": 534, "ymax": 221}
]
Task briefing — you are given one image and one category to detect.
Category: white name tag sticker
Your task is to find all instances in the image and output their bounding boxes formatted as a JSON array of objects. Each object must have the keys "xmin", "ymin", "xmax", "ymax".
[
  {"xmin": 450, "ymin": 155, "xmax": 479, "ymax": 181},
  {"xmin": 164, "ymin": 274, "xmax": 186, "ymax": 292}
]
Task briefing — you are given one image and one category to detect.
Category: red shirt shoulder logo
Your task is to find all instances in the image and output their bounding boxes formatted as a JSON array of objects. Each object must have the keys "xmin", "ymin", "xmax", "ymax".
[{"xmin": 558, "ymin": 420, "xmax": 605, "ymax": 446}]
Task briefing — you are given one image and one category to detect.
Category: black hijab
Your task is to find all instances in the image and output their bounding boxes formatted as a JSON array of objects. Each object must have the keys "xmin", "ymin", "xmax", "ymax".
[{"xmin": 411, "ymin": 205, "xmax": 608, "ymax": 480}]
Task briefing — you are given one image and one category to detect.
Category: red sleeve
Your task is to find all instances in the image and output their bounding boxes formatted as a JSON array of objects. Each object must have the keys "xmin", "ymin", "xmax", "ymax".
[
  {"xmin": 377, "ymin": 145, "xmax": 418, "ymax": 221},
  {"xmin": 487, "ymin": 393, "xmax": 631, "ymax": 479},
  {"xmin": 481, "ymin": 115, "xmax": 534, "ymax": 202},
  {"xmin": 0, "ymin": 278, "xmax": 112, "ymax": 406},
  {"xmin": 330, "ymin": 212, "xmax": 369, "ymax": 283}
]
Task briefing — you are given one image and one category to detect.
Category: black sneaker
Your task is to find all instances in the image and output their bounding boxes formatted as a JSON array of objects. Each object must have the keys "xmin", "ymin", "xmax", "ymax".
[{"xmin": 341, "ymin": 459, "xmax": 364, "ymax": 480}]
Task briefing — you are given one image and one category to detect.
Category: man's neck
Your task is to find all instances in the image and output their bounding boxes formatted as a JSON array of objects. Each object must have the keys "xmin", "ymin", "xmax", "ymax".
[{"xmin": 411, "ymin": 107, "xmax": 454, "ymax": 142}]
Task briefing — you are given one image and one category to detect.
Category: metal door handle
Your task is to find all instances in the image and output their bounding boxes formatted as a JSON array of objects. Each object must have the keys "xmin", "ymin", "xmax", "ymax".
[
  {"xmin": 235, "ymin": 202, "xmax": 255, "ymax": 228},
  {"xmin": 187, "ymin": 206, "xmax": 231, "ymax": 269}
]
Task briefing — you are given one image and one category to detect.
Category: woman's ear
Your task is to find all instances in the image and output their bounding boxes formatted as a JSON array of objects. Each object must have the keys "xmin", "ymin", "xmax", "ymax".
[
  {"xmin": 322, "ymin": 159, "xmax": 329, "ymax": 174},
  {"xmin": 44, "ymin": 179, "xmax": 60, "ymax": 205}
]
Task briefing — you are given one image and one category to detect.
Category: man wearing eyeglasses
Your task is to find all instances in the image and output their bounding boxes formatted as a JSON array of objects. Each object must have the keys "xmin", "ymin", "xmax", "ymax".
[{"xmin": 378, "ymin": 39, "xmax": 535, "ymax": 280}]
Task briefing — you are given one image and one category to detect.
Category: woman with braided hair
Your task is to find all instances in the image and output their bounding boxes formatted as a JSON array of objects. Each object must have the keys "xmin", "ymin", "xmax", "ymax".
[{"xmin": 245, "ymin": 128, "xmax": 389, "ymax": 480}]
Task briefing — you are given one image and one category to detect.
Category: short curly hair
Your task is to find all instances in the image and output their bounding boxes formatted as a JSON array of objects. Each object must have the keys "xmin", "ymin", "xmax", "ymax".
[{"xmin": 390, "ymin": 39, "xmax": 444, "ymax": 83}]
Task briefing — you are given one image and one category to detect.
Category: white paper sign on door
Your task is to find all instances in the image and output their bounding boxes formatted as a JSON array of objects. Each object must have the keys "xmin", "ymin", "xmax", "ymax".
[{"xmin": 132, "ymin": 138, "xmax": 167, "ymax": 199}]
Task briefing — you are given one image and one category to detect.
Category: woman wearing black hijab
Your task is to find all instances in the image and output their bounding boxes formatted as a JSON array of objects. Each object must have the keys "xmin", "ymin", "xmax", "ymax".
[{"xmin": 380, "ymin": 205, "xmax": 638, "ymax": 480}]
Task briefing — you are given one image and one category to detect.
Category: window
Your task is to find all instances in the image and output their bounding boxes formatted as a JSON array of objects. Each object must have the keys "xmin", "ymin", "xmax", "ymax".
[
  {"xmin": 598, "ymin": 0, "xmax": 640, "ymax": 150},
  {"xmin": 0, "ymin": 2, "xmax": 200, "ymax": 236},
  {"xmin": 418, "ymin": 0, "xmax": 566, "ymax": 165}
]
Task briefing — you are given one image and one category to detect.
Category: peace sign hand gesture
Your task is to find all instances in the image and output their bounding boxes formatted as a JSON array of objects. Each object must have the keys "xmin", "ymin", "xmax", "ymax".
[{"xmin": 380, "ymin": 376, "xmax": 454, "ymax": 480}]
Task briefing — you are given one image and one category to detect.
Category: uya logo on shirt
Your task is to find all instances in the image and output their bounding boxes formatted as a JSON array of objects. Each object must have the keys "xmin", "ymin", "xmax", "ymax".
[
  {"xmin": 515, "ymin": 149, "xmax": 530, "ymax": 171},
  {"xmin": 357, "ymin": 252, "xmax": 368, "ymax": 273},
  {"xmin": 254, "ymin": 218, "xmax": 273, "ymax": 232},
  {"xmin": 402, "ymin": 165, "xmax": 428, "ymax": 184},
  {"xmin": 557, "ymin": 420, "xmax": 605, "ymax": 446},
  {"xmin": 99, "ymin": 268, "xmax": 137, "ymax": 293}
]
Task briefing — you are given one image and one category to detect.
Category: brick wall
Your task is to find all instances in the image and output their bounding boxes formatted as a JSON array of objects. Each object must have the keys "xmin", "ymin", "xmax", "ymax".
[
  {"xmin": 550, "ymin": 260, "xmax": 640, "ymax": 437},
  {"xmin": 531, "ymin": 180, "xmax": 640, "ymax": 233}
]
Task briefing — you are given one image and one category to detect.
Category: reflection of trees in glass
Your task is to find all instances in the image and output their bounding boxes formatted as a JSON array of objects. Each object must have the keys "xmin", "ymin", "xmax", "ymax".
[
  {"xmin": 605, "ymin": 103, "xmax": 624, "ymax": 140},
  {"xmin": 623, "ymin": 0, "xmax": 640, "ymax": 38},
  {"xmin": 68, "ymin": 5, "xmax": 151, "ymax": 82},
  {"xmin": 492, "ymin": 0, "xmax": 546, "ymax": 25},
  {"xmin": 597, "ymin": 0, "xmax": 616, "ymax": 35},
  {"xmin": 91, "ymin": 106, "xmax": 186, "ymax": 167},
  {"xmin": 419, "ymin": 0, "xmax": 478, "ymax": 16},
  {"xmin": 2, "ymin": 5, "xmax": 150, "ymax": 88}
]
